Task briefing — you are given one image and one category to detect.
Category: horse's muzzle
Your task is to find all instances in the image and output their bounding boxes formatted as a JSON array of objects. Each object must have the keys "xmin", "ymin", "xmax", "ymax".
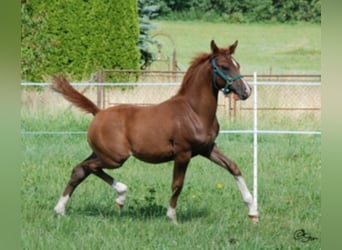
[{"xmin": 236, "ymin": 79, "xmax": 252, "ymax": 100}]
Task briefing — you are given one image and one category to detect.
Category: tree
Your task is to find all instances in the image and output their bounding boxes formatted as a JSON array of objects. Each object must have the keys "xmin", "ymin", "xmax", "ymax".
[{"xmin": 138, "ymin": 0, "xmax": 160, "ymax": 69}]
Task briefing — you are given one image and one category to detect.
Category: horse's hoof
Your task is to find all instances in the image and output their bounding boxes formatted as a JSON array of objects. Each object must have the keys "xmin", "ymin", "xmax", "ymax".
[
  {"xmin": 249, "ymin": 215, "xmax": 259, "ymax": 223},
  {"xmin": 166, "ymin": 206, "xmax": 178, "ymax": 224},
  {"xmin": 166, "ymin": 216, "xmax": 178, "ymax": 225},
  {"xmin": 54, "ymin": 206, "xmax": 65, "ymax": 216},
  {"xmin": 115, "ymin": 202, "xmax": 124, "ymax": 210}
]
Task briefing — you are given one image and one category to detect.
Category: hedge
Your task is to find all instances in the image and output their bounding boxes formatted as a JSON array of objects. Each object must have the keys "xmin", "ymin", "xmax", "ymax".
[{"xmin": 21, "ymin": 0, "xmax": 140, "ymax": 82}]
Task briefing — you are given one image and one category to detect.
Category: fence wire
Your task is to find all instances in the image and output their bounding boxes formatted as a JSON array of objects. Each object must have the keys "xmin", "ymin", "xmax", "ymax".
[{"xmin": 21, "ymin": 73, "xmax": 320, "ymax": 135}]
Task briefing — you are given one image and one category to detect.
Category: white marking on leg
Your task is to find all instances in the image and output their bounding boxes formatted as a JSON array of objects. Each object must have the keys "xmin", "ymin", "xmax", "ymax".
[
  {"xmin": 54, "ymin": 195, "xmax": 70, "ymax": 216},
  {"xmin": 112, "ymin": 180, "xmax": 128, "ymax": 205},
  {"xmin": 235, "ymin": 176, "xmax": 258, "ymax": 216},
  {"xmin": 166, "ymin": 206, "xmax": 177, "ymax": 223}
]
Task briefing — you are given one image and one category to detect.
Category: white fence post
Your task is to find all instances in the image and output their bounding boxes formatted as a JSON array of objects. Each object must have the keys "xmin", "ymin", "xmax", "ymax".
[{"xmin": 253, "ymin": 72, "xmax": 258, "ymax": 214}]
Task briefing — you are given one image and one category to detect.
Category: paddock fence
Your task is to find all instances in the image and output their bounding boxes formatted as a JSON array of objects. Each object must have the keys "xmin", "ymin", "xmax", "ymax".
[{"xmin": 21, "ymin": 71, "xmax": 321, "ymax": 135}]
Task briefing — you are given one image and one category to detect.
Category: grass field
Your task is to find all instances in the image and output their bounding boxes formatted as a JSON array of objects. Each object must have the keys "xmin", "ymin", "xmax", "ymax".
[
  {"xmin": 21, "ymin": 112, "xmax": 321, "ymax": 249},
  {"xmin": 150, "ymin": 21, "xmax": 320, "ymax": 74}
]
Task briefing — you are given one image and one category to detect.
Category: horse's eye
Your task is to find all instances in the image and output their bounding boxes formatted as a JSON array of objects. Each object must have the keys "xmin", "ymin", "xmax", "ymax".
[{"xmin": 221, "ymin": 66, "xmax": 229, "ymax": 71}]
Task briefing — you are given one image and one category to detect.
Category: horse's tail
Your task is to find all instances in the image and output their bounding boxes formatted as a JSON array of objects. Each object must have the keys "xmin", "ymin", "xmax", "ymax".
[{"xmin": 51, "ymin": 75, "xmax": 100, "ymax": 116}]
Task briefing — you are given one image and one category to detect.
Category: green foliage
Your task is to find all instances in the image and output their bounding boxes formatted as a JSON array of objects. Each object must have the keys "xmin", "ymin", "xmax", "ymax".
[
  {"xmin": 138, "ymin": 0, "xmax": 160, "ymax": 69},
  {"xmin": 21, "ymin": 0, "xmax": 140, "ymax": 82},
  {"xmin": 21, "ymin": 3, "xmax": 52, "ymax": 82},
  {"xmin": 272, "ymin": 0, "xmax": 321, "ymax": 23},
  {"xmin": 151, "ymin": 0, "xmax": 321, "ymax": 23}
]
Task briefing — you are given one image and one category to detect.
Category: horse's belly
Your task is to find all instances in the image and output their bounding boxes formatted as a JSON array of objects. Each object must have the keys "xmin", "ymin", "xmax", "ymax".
[
  {"xmin": 134, "ymin": 152, "xmax": 175, "ymax": 164},
  {"xmin": 131, "ymin": 138, "xmax": 176, "ymax": 164}
]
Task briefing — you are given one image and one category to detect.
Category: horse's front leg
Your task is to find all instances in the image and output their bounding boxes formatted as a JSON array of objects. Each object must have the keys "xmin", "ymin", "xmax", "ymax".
[
  {"xmin": 167, "ymin": 152, "xmax": 191, "ymax": 224},
  {"xmin": 205, "ymin": 144, "xmax": 259, "ymax": 222}
]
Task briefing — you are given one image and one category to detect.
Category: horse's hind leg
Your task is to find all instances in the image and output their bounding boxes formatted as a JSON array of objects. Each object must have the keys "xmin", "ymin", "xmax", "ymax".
[
  {"xmin": 54, "ymin": 152, "xmax": 128, "ymax": 215},
  {"xmin": 92, "ymin": 169, "xmax": 128, "ymax": 209},
  {"xmin": 54, "ymin": 153, "xmax": 97, "ymax": 215}
]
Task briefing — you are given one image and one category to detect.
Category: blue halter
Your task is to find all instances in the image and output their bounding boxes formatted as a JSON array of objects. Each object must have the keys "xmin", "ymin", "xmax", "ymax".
[{"xmin": 210, "ymin": 56, "xmax": 244, "ymax": 95}]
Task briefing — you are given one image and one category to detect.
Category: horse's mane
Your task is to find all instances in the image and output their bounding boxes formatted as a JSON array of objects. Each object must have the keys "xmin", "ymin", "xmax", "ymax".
[{"xmin": 177, "ymin": 52, "xmax": 211, "ymax": 95}]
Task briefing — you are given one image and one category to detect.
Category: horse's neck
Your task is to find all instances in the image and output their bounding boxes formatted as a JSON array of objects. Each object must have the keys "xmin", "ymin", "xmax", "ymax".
[{"xmin": 178, "ymin": 65, "xmax": 218, "ymax": 123}]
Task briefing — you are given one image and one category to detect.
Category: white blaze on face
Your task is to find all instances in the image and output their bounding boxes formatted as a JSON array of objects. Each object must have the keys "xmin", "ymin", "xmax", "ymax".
[
  {"xmin": 231, "ymin": 57, "xmax": 238, "ymax": 68},
  {"xmin": 231, "ymin": 57, "xmax": 251, "ymax": 96}
]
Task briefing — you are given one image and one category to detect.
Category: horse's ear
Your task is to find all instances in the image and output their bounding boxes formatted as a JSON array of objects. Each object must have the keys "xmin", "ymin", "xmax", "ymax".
[
  {"xmin": 211, "ymin": 40, "xmax": 219, "ymax": 54},
  {"xmin": 228, "ymin": 40, "xmax": 238, "ymax": 54}
]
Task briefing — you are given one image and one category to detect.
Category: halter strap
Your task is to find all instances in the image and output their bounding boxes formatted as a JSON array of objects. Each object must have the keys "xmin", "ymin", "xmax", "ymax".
[{"xmin": 210, "ymin": 56, "xmax": 243, "ymax": 95}]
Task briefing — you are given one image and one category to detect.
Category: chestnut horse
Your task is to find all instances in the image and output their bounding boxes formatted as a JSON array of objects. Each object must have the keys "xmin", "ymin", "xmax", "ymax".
[{"xmin": 52, "ymin": 40, "xmax": 258, "ymax": 223}]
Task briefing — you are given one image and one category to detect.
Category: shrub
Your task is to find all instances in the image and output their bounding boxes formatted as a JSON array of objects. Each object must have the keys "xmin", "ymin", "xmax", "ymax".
[{"xmin": 21, "ymin": 0, "xmax": 140, "ymax": 82}]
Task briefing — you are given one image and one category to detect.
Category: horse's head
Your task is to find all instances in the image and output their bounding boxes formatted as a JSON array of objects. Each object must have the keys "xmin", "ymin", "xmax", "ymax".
[{"xmin": 210, "ymin": 40, "xmax": 252, "ymax": 100}]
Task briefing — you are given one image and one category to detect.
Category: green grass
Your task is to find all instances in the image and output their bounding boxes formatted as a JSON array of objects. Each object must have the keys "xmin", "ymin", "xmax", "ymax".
[
  {"xmin": 150, "ymin": 21, "xmax": 320, "ymax": 74},
  {"xmin": 21, "ymin": 114, "xmax": 321, "ymax": 249}
]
